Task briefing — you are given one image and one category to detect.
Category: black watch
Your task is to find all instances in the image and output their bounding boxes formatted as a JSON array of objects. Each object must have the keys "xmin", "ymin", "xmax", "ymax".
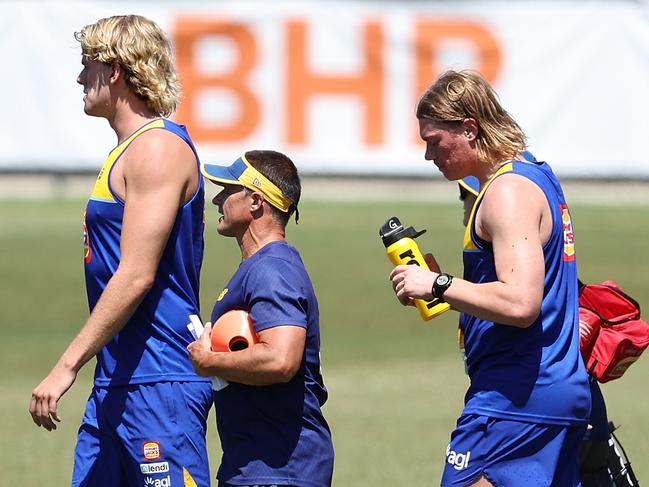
[{"xmin": 432, "ymin": 273, "xmax": 453, "ymax": 301}]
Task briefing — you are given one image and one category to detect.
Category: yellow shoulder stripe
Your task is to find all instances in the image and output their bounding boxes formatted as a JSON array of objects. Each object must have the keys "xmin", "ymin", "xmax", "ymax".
[
  {"xmin": 90, "ymin": 119, "xmax": 165, "ymax": 202},
  {"xmin": 463, "ymin": 162, "xmax": 513, "ymax": 250}
]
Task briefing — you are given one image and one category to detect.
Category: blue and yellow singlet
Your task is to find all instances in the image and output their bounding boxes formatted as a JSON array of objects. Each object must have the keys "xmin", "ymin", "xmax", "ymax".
[
  {"xmin": 459, "ymin": 157, "xmax": 590, "ymax": 425},
  {"xmin": 83, "ymin": 119, "xmax": 208, "ymax": 386}
]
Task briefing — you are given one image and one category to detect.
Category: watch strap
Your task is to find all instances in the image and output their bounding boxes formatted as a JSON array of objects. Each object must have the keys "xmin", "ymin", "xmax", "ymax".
[{"xmin": 432, "ymin": 273, "xmax": 453, "ymax": 301}]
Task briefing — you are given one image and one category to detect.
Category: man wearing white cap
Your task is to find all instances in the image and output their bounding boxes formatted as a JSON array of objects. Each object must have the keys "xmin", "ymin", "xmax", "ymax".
[{"xmin": 187, "ymin": 150, "xmax": 334, "ymax": 487}]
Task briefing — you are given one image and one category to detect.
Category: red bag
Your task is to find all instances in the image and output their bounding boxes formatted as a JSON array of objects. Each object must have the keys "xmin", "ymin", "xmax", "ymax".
[{"xmin": 578, "ymin": 280, "xmax": 649, "ymax": 383}]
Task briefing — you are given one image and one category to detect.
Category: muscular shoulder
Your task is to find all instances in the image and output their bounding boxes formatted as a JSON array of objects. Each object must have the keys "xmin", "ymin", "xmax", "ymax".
[
  {"xmin": 123, "ymin": 128, "xmax": 196, "ymax": 175},
  {"xmin": 484, "ymin": 173, "xmax": 544, "ymax": 208},
  {"xmin": 120, "ymin": 127, "xmax": 198, "ymax": 203},
  {"xmin": 477, "ymin": 173, "xmax": 548, "ymax": 241}
]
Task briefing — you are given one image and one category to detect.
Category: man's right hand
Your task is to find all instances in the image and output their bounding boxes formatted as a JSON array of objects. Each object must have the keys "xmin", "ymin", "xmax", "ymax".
[{"xmin": 29, "ymin": 364, "xmax": 77, "ymax": 431}]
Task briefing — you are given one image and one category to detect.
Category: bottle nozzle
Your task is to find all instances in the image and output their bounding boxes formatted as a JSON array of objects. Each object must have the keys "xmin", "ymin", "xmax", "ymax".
[
  {"xmin": 379, "ymin": 216, "xmax": 426, "ymax": 247},
  {"xmin": 379, "ymin": 216, "xmax": 403, "ymax": 239}
]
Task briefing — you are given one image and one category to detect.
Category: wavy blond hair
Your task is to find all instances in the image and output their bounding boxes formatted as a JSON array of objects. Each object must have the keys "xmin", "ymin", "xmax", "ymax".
[
  {"xmin": 417, "ymin": 70, "xmax": 526, "ymax": 166},
  {"xmin": 75, "ymin": 15, "xmax": 180, "ymax": 117}
]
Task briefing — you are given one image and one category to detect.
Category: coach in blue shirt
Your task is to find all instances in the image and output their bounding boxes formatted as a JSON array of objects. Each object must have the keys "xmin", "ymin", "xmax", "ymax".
[{"xmin": 188, "ymin": 150, "xmax": 334, "ymax": 487}]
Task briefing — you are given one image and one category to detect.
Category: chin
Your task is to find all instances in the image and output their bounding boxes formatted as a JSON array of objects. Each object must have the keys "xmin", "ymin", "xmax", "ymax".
[
  {"xmin": 83, "ymin": 105, "xmax": 102, "ymax": 118},
  {"xmin": 438, "ymin": 168, "xmax": 454, "ymax": 181},
  {"xmin": 216, "ymin": 226, "xmax": 234, "ymax": 237}
]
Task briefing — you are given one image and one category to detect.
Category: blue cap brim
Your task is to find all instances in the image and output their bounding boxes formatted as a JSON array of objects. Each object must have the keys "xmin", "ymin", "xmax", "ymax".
[
  {"xmin": 458, "ymin": 175, "xmax": 480, "ymax": 196},
  {"xmin": 200, "ymin": 158, "xmax": 247, "ymax": 186}
]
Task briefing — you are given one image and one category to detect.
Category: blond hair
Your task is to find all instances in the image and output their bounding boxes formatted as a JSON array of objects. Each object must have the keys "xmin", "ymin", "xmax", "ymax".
[
  {"xmin": 75, "ymin": 15, "xmax": 180, "ymax": 117},
  {"xmin": 417, "ymin": 70, "xmax": 526, "ymax": 165}
]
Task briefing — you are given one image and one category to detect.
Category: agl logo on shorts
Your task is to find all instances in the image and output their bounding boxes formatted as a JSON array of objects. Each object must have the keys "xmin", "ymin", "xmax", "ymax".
[
  {"xmin": 446, "ymin": 444, "xmax": 471, "ymax": 471},
  {"xmin": 144, "ymin": 475, "xmax": 171, "ymax": 487}
]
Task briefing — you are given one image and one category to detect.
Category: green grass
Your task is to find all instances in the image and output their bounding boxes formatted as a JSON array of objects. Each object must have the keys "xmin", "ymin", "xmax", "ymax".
[{"xmin": 1, "ymin": 198, "xmax": 648, "ymax": 486}]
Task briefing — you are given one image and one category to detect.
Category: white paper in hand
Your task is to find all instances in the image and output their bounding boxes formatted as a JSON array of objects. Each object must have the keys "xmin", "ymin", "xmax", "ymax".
[{"xmin": 187, "ymin": 314, "xmax": 229, "ymax": 391}]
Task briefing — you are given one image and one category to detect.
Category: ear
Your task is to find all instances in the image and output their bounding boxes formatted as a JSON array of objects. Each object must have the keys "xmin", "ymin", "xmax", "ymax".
[
  {"xmin": 461, "ymin": 118, "xmax": 478, "ymax": 141},
  {"xmin": 109, "ymin": 63, "xmax": 123, "ymax": 84},
  {"xmin": 249, "ymin": 191, "xmax": 265, "ymax": 212}
]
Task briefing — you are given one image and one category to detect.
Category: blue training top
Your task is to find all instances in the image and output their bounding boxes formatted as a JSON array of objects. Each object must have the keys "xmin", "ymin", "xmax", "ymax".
[
  {"xmin": 84, "ymin": 119, "xmax": 208, "ymax": 387},
  {"xmin": 210, "ymin": 241, "xmax": 334, "ymax": 487},
  {"xmin": 460, "ymin": 158, "xmax": 591, "ymax": 426}
]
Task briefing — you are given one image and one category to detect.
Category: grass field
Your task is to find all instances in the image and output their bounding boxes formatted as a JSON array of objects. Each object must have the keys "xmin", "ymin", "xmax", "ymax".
[{"xmin": 1, "ymin": 196, "xmax": 648, "ymax": 486}]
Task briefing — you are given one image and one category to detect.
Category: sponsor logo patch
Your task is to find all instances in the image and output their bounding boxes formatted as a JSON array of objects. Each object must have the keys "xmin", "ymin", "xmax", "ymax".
[
  {"xmin": 142, "ymin": 441, "xmax": 161, "ymax": 460},
  {"xmin": 446, "ymin": 444, "xmax": 471, "ymax": 471},
  {"xmin": 560, "ymin": 204, "xmax": 575, "ymax": 261},
  {"xmin": 140, "ymin": 461, "xmax": 169, "ymax": 474},
  {"xmin": 144, "ymin": 475, "xmax": 171, "ymax": 487},
  {"xmin": 83, "ymin": 211, "xmax": 92, "ymax": 264},
  {"xmin": 217, "ymin": 288, "xmax": 228, "ymax": 301}
]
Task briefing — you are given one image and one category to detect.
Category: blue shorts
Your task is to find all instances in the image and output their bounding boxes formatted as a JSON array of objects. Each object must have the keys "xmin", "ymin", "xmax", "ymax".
[
  {"xmin": 72, "ymin": 381, "xmax": 213, "ymax": 487},
  {"xmin": 441, "ymin": 414, "xmax": 586, "ymax": 487}
]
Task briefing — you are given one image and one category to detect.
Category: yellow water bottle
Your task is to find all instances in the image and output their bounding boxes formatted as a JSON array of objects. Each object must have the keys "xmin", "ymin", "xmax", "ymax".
[{"xmin": 379, "ymin": 216, "xmax": 450, "ymax": 321}]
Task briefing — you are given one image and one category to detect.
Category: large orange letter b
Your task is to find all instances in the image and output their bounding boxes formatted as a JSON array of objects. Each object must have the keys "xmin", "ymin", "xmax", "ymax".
[{"xmin": 174, "ymin": 17, "xmax": 260, "ymax": 142}]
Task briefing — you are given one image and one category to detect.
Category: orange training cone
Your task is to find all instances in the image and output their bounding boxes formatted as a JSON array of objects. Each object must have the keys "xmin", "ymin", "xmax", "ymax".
[{"xmin": 211, "ymin": 309, "xmax": 259, "ymax": 352}]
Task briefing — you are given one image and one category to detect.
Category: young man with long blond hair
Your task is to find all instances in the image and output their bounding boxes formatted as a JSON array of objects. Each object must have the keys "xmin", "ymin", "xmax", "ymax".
[
  {"xmin": 390, "ymin": 70, "xmax": 591, "ymax": 486},
  {"xmin": 29, "ymin": 15, "xmax": 212, "ymax": 486}
]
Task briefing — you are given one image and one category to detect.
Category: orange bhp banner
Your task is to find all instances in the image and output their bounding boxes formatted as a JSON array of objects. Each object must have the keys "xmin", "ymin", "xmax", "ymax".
[
  {"xmin": 2, "ymin": 1, "xmax": 649, "ymax": 177},
  {"xmin": 173, "ymin": 16, "xmax": 501, "ymax": 147}
]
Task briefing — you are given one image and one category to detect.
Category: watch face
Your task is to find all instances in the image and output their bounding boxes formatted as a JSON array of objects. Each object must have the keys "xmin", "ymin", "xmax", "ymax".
[{"xmin": 436, "ymin": 275, "xmax": 451, "ymax": 286}]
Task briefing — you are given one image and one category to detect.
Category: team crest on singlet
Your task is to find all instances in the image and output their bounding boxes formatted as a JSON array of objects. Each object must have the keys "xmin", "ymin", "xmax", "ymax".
[
  {"xmin": 560, "ymin": 204, "xmax": 575, "ymax": 261},
  {"xmin": 83, "ymin": 210, "xmax": 92, "ymax": 264}
]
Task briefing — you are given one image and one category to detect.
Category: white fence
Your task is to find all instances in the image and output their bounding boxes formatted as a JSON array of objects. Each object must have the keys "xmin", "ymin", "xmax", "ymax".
[{"xmin": 2, "ymin": 0, "xmax": 649, "ymax": 178}]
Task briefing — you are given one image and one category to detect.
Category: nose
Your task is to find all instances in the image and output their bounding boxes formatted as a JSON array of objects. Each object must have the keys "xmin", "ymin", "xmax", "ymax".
[
  {"xmin": 212, "ymin": 192, "xmax": 226, "ymax": 207},
  {"xmin": 424, "ymin": 144, "xmax": 436, "ymax": 161}
]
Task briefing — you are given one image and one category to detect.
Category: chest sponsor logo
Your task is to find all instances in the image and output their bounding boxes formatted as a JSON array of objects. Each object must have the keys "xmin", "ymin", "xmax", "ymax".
[
  {"xmin": 142, "ymin": 441, "xmax": 161, "ymax": 460},
  {"xmin": 560, "ymin": 204, "xmax": 575, "ymax": 262},
  {"xmin": 144, "ymin": 475, "xmax": 171, "ymax": 487},
  {"xmin": 446, "ymin": 444, "xmax": 471, "ymax": 471},
  {"xmin": 140, "ymin": 461, "xmax": 169, "ymax": 474}
]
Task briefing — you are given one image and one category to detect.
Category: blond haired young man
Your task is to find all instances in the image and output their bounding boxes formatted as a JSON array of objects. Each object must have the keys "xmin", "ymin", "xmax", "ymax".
[
  {"xmin": 29, "ymin": 15, "xmax": 212, "ymax": 486},
  {"xmin": 390, "ymin": 70, "xmax": 590, "ymax": 486}
]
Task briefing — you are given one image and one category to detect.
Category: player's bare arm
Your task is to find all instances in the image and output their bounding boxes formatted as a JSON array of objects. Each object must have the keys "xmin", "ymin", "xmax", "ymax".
[
  {"xmin": 391, "ymin": 174, "xmax": 549, "ymax": 327},
  {"xmin": 441, "ymin": 174, "xmax": 548, "ymax": 326},
  {"xmin": 188, "ymin": 324, "xmax": 307, "ymax": 386},
  {"xmin": 29, "ymin": 130, "xmax": 197, "ymax": 431}
]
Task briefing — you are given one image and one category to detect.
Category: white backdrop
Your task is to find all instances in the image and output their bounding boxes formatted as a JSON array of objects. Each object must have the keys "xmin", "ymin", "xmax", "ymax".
[{"xmin": 2, "ymin": 0, "xmax": 649, "ymax": 177}]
